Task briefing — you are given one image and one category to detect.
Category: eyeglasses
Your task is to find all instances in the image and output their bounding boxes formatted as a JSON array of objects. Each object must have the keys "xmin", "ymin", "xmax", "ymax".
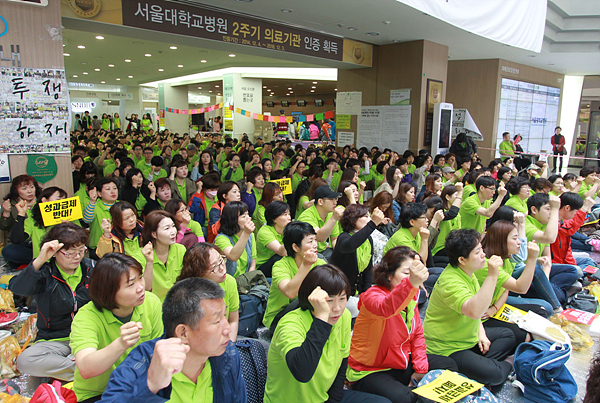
[
  {"xmin": 60, "ymin": 246, "xmax": 87, "ymax": 259},
  {"xmin": 417, "ymin": 216, "xmax": 428, "ymax": 220},
  {"xmin": 210, "ymin": 256, "xmax": 226, "ymax": 274}
]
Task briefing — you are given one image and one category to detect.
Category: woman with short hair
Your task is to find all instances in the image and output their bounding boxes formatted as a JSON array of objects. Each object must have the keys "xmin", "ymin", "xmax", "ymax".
[
  {"xmin": 214, "ymin": 201, "xmax": 256, "ymax": 278},
  {"xmin": 256, "ymin": 201, "xmax": 291, "ymax": 278}
]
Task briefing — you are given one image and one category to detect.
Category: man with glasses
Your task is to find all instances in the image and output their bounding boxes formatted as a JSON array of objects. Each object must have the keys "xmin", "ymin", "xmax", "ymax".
[
  {"xmin": 459, "ymin": 176, "xmax": 506, "ymax": 234},
  {"xmin": 136, "ymin": 147, "xmax": 155, "ymax": 179}
]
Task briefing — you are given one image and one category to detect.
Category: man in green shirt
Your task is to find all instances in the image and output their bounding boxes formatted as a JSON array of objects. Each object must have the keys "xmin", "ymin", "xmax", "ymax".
[
  {"xmin": 459, "ymin": 176, "xmax": 506, "ymax": 233},
  {"xmin": 130, "ymin": 143, "xmax": 144, "ymax": 166},
  {"xmin": 577, "ymin": 166, "xmax": 600, "ymax": 200},
  {"xmin": 136, "ymin": 147, "xmax": 154, "ymax": 179},
  {"xmin": 99, "ymin": 278, "xmax": 247, "ymax": 402},
  {"xmin": 498, "ymin": 131, "xmax": 515, "ymax": 161},
  {"xmin": 424, "ymin": 229, "xmax": 514, "ymax": 388}
]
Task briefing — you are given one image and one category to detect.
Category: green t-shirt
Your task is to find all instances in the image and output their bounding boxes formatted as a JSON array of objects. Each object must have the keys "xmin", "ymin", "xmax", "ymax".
[
  {"xmin": 454, "ymin": 168, "xmax": 466, "ymax": 183},
  {"xmin": 499, "ymin": 140, "xmax": 515, "ymax": 159},
  {"xmin": 56, "ymin": 263, "xmax": 82, "ymax": 292},
  {"xmin": 70, "ymin": 292, "xmax": 164, "ymax": 401},
  {"xmin": 188, "ymin": 220, "xmax": 204, "ymax": 238},
  {"xmin": 505, "ymin": 195, "xmax": 528, "ymax": 214},
  {"xmin": 136, "ymin": 160, "xmax": 153, "ymax": 179},
  {"xmin": 149, "ymin": 169, "xmax": 168, "ymax": 181},
  {"xmin": 220, "ymin": 166, "xmax": 244, "ymax": 183},
  {"xmin": 424, "ymin": 265, "xmax": 481, "ymax": 356},
  {"xmin": 525, "ymin": 215, "xmax": 547, "ymax": 257},
  {"xmin": 219, "ymin": 274, "xmax": 240, "ymax": 319},
  {"xmin": 383, "ymin": 227, "xmax": 421, "ymax": 255},
  {"xmin": 473, "ymin": 258, "xmax": 514, "ymax": 306},
  {"xmin": 75, "ymin": 184, "xmax": 91, "ymax": 211},
  {"xmin": 296, "ymin": 206, "xmax": 341, "ymax": 252},
  {"xmin": 264, "ymin": 308, "xmax": 351, "ymax": 403},
  {"xmin": 150, "ymin": 243, "xmax": 187, "ymax": 301},
  {"xmin": 579, "ymin": 181, "xmax": 595, "ymax": 200},
  {"xmin": 263, "ymin": 256, "xmax": 326, "ymax": 329},
  {"xmin": 170, "ymin": 361, "xmax": 213, "ymax": 403},
  {"xmin": 252, "ymin": 204, "xmax": 266, "ymax": 231},
  {"xmin": 256, "ymin": 225, "xmax": 283, "ymax": 267},
  {"xmin": 297, "ymin": 195, "xmax": 310, "ymax": 216},
  {"xmin": 122, "ymin": 236, "xmax": 145, "ymax": 267},
  {"xmin": 292, "ymin": 172, "xmax": 303, "ymax": 191},
  {"xmin": 459, "ymin": 193, "xmax": 491, "ymax": 234},
  {"xmin": 407, "ymin": 164, "xmax": 416, "ymax": 174},
  {"xmin": 214, "ymin": 233, "xmax": 257, "ymax": 278},
  {"xmin": 24, "ymin": 215, "xmax": 49, "ymax": 258},
  {"xmin": 104, "ymin": 163, "xmax": 116, "ymax": 177},
  {"xmin": 432, "ymin": 213, "xmax": 461, "ymax": 255},
  {"xmin": 463, "ymin": 183, "xmax": 476, "ymax": 198},
  {"xmin": 89, "ymin": 201, "xmax": 113, "ymax": 249},
  {"xmin": 176, "ymin": 181, "xmax": 187, "ymax": 204},
  {"xmin": 204, "ymin": 195, "xmax": 217, "ymax": 227}
]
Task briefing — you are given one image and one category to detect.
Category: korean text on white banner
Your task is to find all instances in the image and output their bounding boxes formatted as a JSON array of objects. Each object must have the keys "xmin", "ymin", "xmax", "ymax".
[
  {"xmin": 396, "ymin": 0, "xmax": 546, "ymax": 52},
  {"xmin": 357, "ymin": 106, "xmax": 411, "ymax": 152}
]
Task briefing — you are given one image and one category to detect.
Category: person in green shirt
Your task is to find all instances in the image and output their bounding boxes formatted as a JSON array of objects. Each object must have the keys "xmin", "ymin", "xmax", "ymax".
[
  {"xmin": 504, "ymin": 176, "xmax": 530, "ymax": 214},
  {"xmin": 165, "ymin": 200, "xmax": 205, "ymax": 248},
  {"xmin": 256, "ymin": 201, "xmax": 291, "ymax": 277},
  {"xmin": 136, "ymin": 147, "xmax": 154, "ymax": 179},
  {"xmin": 246, "ymin": 168, "xmax": 265, "ymax": 204},
  {"xmin": 432, "ymin": 184, "xmax": 463, "ymax": 262},
  {"xmin": 384, "ymin": 203, "xmax": 430, "ymax": 259},
  {"xmin": 71, "ymin": 253, "xmax": 163, "ymax": 402},
  {"xmin": 423, "ymin": 228, "xmax": 515, "ymax": 389},
  {"xmin": 214, "ymin": 201, "xmax": 257, "ymax": 278},
  {"xmin": 578, "ymin": 166, "xmax": 600, "ymax": 200},
  {"xmin": 459, "ymin": 175, "xmax": 506, "ymax": 234},
  {"xmin": 130, "ymin": 143, "xmax": 144, "ymax": 167},
  {"xmin": 221, "ymin": 153, "xmax": 244, "ymax": 182},
  {"xmin": 498, "ymin": 131, "xmax": 515, "ymax": 161},
  {"xmin": 141, "ymin": 210, "xmax": 187, "ymax": 301},
  {"xmin": 148, "ymin": 156, "xmax": 168, "ymax": 182},
  {"xmin": 178, "ymin": 243, "xmax": 240, "ymax": 341},
  {"xmin": 454, "ymin": 157, "xmax": 472, "ymax": 184},
  {"xmin": 253, "ymin": 182, "xmax": 284, "ymax": 232},
  {"xmin": 82, "ymin": 177, "xmax": 119, "ymax": 258},
  {"xmin": 168, "ymin": 161, "xmax": 197, "ymax": 205},
  {"xmin": 296, "ymin": 185, "xmax": 344, "ymax": 260},
  {"xmin": 218, "ymin": 143, "xmax": 233, "ymax": 171}
]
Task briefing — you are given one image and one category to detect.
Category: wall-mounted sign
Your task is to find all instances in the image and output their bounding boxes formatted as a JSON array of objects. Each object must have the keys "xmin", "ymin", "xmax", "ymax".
[
  {"xmin": 26, "ymin": 154, "xmax": 58, "ymax": 184},
  {"xmin": 108, "ymin": 92, "xmax": 132, "ymax": 100},
  {"xmin": 68, "ymin": 82, "xmax": 95, "ymax": 87},
  {"xmin": 71, "ymin": 101, "xmax": 96, "ymax": 112},
  {"xmin": 0, "ymin": 44, "xmax": 21, "ymax": 67},
  {"xmin": 0, "ymin": 15, "xmax": 8, "ymax": 38}
]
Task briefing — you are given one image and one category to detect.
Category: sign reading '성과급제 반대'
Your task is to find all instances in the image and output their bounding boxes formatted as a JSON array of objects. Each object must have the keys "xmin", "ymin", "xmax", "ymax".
[{"xmin": 39, "ymin": 196, "xmax": 83, "ymax": 227}]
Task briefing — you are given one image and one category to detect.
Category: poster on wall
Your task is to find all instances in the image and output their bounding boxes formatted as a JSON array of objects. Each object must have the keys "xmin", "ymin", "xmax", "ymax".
[
  {"xmin": 336, "ymin": 92, "xmax": 362, "ymax": 115},
  {"xmin": 337, "ymin": 132, "xmax": 355, "ymax": 147},
  {"xmin": 425, "ymin": 79, "xmax": 443, "ymax": 146},
  {"xmin": 496, "ymin": 78, "xmax": 560, "ymax": 158},
  {"xmin": 357, "ymin": 105, "xmax": 411, "ymax": 152},
  {"xmin": 452, "ymin": 109, "xmax": 483, "ymax": 141},
  {"xmin": 0, "ymin": 154, "xmax": 10, "ymax": 183},
  {"xmin": 390, "ymin": 89, "xmax": 411, "ymax": 105},
  {"xmin": 0, "ymin": 67, "xmax": 71, "ymax": 154}
]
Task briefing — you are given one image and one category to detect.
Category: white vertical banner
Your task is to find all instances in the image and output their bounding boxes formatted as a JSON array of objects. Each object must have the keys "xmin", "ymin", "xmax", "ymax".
[
  {"xmin": 0, "ymin": 154, "xmax": 10, "ymax": 183},
  {"xmin": 357, "ymin": 105, "xmax": 411, "ymax": 151},
  {"xmin": 559, "ymin": 76, "xmax": 585, "ymax": 168}
]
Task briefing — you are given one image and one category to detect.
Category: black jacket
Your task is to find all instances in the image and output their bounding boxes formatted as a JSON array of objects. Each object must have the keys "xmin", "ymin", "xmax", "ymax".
[{"xmin": 9, "ymin": 258, "xmax": 94, "ymax": 341}]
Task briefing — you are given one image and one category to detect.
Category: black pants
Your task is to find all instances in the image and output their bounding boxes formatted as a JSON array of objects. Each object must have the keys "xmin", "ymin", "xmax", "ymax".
[
  {"xmin": 257, "ymin": 253, "xmax": 283, "ymax": 278},
  {"xmin": 553, "ymin": 150, "xmax": 564, "ymax": 171},
  {"xmin": 352, "ymin": 355, "xmax": 458, "ymax": 403},
  {"xmin": 433, "ymin": 249, "xmax": 449, "ymax": 268},
  {"xmin": 449, "ymin": 327, "xmax": 515, "ymax": 388}
]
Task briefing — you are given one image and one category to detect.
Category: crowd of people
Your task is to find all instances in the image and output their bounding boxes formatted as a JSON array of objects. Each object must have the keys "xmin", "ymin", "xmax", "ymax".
[{"xmin": 2, "ymin": 118, "xmax": 600, "ymax": 403}]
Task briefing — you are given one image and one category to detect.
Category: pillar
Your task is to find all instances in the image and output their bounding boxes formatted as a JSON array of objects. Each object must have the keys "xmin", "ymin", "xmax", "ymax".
[
  {"xmin": 223, "ymin": 73, "xmax": 262, "ymax": 138},
  {"xmin": 160, "ymin": 83, "xmax": 189, "ymax": 135}
]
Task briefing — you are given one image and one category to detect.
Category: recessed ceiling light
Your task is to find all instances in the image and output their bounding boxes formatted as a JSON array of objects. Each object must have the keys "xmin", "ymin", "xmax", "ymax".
[
  {"xmin": 81, "ymin": 62, "xmax": 87, "ymax": 65},
  {"xmin": 108, "ymin": 64, "xmax": 114, "ymax": 67},
  {"xmin": 125, "ymin": 59, "xmax": 131, "ymax": 62},
  {"xmin": 286, "ymin": 93, "xmax": 290, "ymax": 96},
  {"xmin": 77, "ymin": 45, "xmax": 85, "ymax": 49},
  {"xmin": 217, "ymin": 93, "xmax": 221, "ymax": 95},
  {"xmin": 229, "ymin": 54, "xmax": 236, "ymax": 57},
  {"xmin": 63, "ymin": 44, "xmax": 65, "ymax": 47},
  {"xmin": 267, "ymin": 89, "xmax": 271, "ymax": 92},
  {"xmin": 366, "ymin": 32, "xmax": 380, "ymax": 36},
  {"xmin": 128, "ymin": 75, "xmax": 133, "ymax": 78},
  {"xmin": 209, "ymin": 90, "xmax": 212, "ymax": 92},
  {"xmin": 393, "ymin": 39, "xmax": 402, "ymax": 43},
  {"xmin": 288, "ymin": 87, "xmax": 292, "ymax": 90},
  {"xmin": 158, "ymin": 68, "xmax": 164, "ymax": 71},
  {"xmin": 290, "ymin": 91, "xmax": 293, "ymax": 93},
  {"xmin": 82, "ymin": 72, "xmax": 88, "ymax": 75},
  {"xmin": 312, "ymin": 81, "xmax": 317, "ymax": 84},
  {"xmin": 72, "ymin": 75, "xmax": 78, "ymax": 78},
  {"xmin": 587, "ymin": 104, "xmax": 590, "ymax": 107},
  {"xmin": 144, "ymin": 53, "xmax": 151, "ymax": 57},
  {"xmin": 311, "ymin": 90, "xmax": 315, "ymax": 92},
  {"xmin": 177, "ymin": 64, "xmax": 183, "ymax": 67},
  {"xmin": 95, "ymin": 36, "xmax": 104, "ymax": 40},
  {"xmin": 335, "ymin": 88, "xmax": 338, "ymax": 91},
  {"xmin": 281, "ymin": 9, "xmax": 292, "ymax": 13},
  {"xmin": 198, "ymin": 86, "xmax": 202, "ymax": 89},
  {"xmin": 170, "ymin": 46, "xmax": 177, "ymax": 49},
  {"xmin": 215, "ymin": 85, "xmax": 219, "ymax": 88},
  {"xmin": 263, "ymin": 86, "xmax": 267, "ymax": 88},
  {"xmin": 94, "ymin": 68, "xmax": 100, "ymax": 71},
  {"xmin": 311, "ymin": 86, "xmax": 316, "ymax": 89},
  {"xmin": 200, "ymin": 60, "xmax": 207, "ymax": 63},
  {"xmin": 348, "ymin": 27, "xmax": 358, "ymax": 31},
  {"xmin": 116, "ymin": 78, "xmax": 120, "ymax": 80},
  {"xmin": 63, "ymin": 53, "xmax": 70, "ymax": 56},
  {"xmin": 270, "ymin": 94, "xmax": 273, "ymax": 96},
  {"xmin": 100, "ymin": 81, "xmax": 105, "ymax": 83}
]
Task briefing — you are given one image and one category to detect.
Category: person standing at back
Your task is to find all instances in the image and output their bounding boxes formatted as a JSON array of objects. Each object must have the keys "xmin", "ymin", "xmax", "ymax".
[{"xmin": 551, "ymin": 126, "xmax": 566, "ymax": 173}]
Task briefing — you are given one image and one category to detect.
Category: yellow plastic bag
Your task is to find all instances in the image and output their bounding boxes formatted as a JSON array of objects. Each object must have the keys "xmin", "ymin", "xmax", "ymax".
[
  {"xmin": 0, "ymin": 290, "xmax": 16, "ymax": 313},
  {"xmin": 585, "ymin": 281, "xmax": 600, "ymax": 301},
  {"xmin": 0, "ymin": 336, "xmax": 21, "ymax": 378},
  {"xmin": 0, "ymin": 392, "xmax": 30, "ymax": 402},
  {"xmin": 550, "ymin": 313, "xmax": 594, "ymax": 351},
  {"xmin": 13, "ymin": 314, "xmax": 37, "ymax": 347}
]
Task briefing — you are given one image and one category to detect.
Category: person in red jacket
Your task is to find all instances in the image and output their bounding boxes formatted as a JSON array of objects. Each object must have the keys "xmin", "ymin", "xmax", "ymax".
[
  {"xmin": 551, "ymin": 126, "xmax": 566, "ymax": 173},
  {"xmin": 347, "ymin": 246, "xmax": 458, "ymax": 403},
  {"xmin": 552, "ymin": 192, "xmax": 598, "ymax": 275}
]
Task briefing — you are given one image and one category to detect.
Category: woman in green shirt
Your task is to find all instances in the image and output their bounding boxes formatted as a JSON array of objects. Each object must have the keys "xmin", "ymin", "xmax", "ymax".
[
  {"xmin": 432, "ymin": 184, "xmax": 463, "ymax": 267},
  {"xmin": 504, "ymin": 176, "xmax": 530, "ymax": 214},
  {"xmin": 548, "ymin": 174, "xmax": 566, "ymax": 197},
  {"xmin": 165, "ymin": 200, "xmax": 205, "ymax": 248},
  {"xmin": 113, "ymin": 112, "xmax": 121, "ymax": 130},
  {"xmin": 71, "ymin": 253, "xmax": 163, "ymax": 403},
  {"xmin": 214, "ymin": 201, "xmax": 257, "ymax": 278},
  {"xmin": 264, "ymin": 264, "xmax": 388, "ymax": 403},
  {"xmin": 257, "ymin": 201, "xmax": 291, "ymax": 277},
  {"xmin": 101, "ymin": 113, "xmax": 111, "ymax": 131},
  {"xmin": 253, "ymin": 182, "xmax": 283, "ymax": 231},
  {"xmin": 140, "ymin": 113, "xmax": 152, "ymax": 132},
  {"xmin": 97, "ymin": 201, "xmax": 146, "ymax": 266},
  {"xmin": 178, "ymin": 242, "xmax": 240, "ymax": 341}
]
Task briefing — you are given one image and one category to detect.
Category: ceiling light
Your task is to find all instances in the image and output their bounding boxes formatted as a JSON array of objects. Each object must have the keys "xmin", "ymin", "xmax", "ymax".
[
  {"xmin": 82, "ymin": 72, "xmax": 88, "ymax": 75},
  {"xmin": 290, "ymin": 91, "xmax": 293, "ymax": 93},
  {"xmin": 124, "ymin": 59, "xmax": 131, "ymax": 62},
  {"xmin": 116, "ymin": 78, "xmax": 120, "ymax": 80},
  {"xmin": 311, "ymin": 86, "xmax": 316, "ymax": 89},
  {"xmin": 229, "ymin": 54, "xmax": 236, "ymax": 57},
  {"xmin": 335, "ymin": 88, "xmax": 338, "ymax": 91},
  {"xmin": 286, "ymin": 93, "xmax": 290, "ymax": 96},
  {"xmin": 95, "ymin": 36, "xmax": 104, "ymax": 40},
  {"xmin": 177, "ymin": 64, "xmax": 183, "ymax": 67},
  {"xmin": 348, "ymin": 27, "xmax": 358, "ymax": 31},
  {"xmin": 77, "ymin": 45, "xmax": 85, "ymax": 49},
  {"xmin": 170, "ymin": 46, "xmax": 177, "ymax": 50},
  {"xmin": 281, "ymin": 9, "xmax": 292, "ymax": 13},
  {"xmin": 263, "ymin": 86, "xmax": 267, "ymax": 88},
  {"xmin": 108, "ymin": 64, "xmax": 114, "ymax": 67},
  {"xmin": 209, "ymin": 90, "xmax": 212, "ymax": 93},
  {"xmin": 100, "ymin": 81, "xmax": 105, "ymax": 83},
  {"xmin": 128, "ymin": 75, "xmax": 133, "ymax": 78},
  {"xmin": 288, "ymin": 87, "xmax": 292, "ymax": 90},
  {"xmin": 215, "ymin": 85, "xmax": 219, "ymax": 87},
  {"xmin": 81, "ymin": 62, "xmax": 87, "ymax": 65},
  {"xmin": 158, "ymin": 68, "xmax": 164, "ymax": 71},
  {"xmin": 587, "ymin": 104, "xmax": 590, "ymax": 107},
  {"xmin": 312, "ymin": 81, "xmax": 317, "ymax": 84},
  {"xmin": 311, "ymin": 90, "xmax": 315, "ymax": 92},
  {"xmin": 366, "ymin": 32, "xmax": 380, "ymax": 36},
  {"xmin": 270, "ymin": 94, "xmax": 273, "ymax": 96},
  {"xmin": 218, "ymin": 93, "xmax": 221, "ymax": 95},
  {"xmin": 63, "ymin": 53, "xmax": 70, "ymax": 56},
  {"xmin": 144, "ymin": 53, "xmax": 152, "ymax": 57},
  {"xmin": 94, "ymin": 68, "xmax": 100, "ymax": 71},
  {"xmin": 72, "ymin": 75, "xmax": 78, "ymax": 78},
  {"xmin": 63, "ymin": 44, "xmax": 65, "ymax": 47},
  {"xmin": 393, "ymin": 39, "xmax": 402, "ymax": 43},
  {"xmin": 200, "ymin": 60, "xmax": 207, "ymax": 63},
  {"xmin": 198, "ymin": 86, "xmax": 202, "ymax": 89}
]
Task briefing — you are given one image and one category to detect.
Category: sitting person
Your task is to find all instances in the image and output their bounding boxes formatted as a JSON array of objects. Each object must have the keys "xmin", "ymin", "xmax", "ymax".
[
  {"xmin": 264, "ymin": 264, "xmax": 389, "ymax": 403},
  {"xmin": 348, "ymin": 246, "xmax": 458, "ymax": 403},
  {"xmin": 97, "ymin": 201, "xmax": 146, "ymax": 265},
  {"xmin": 168, "ymin": 160, "xmax": 197, "ymax": 205},
  {"xmin": 142, "ymin": 178, "xmax": 171, "ymax": 216},
  {"xmin": 141, "ymin": 210, "xmax": 186, "ymax": 301},
  {"xmin": 99, "ymin": 278, "xmax": 247, "ymax": 402},
  {"xmin": 179, "ymin": 243, "xmax": 239, "ymax": 342},
  {"xmin": 262, "ymin": 222, "xmax": 325, "ymax": 332},
  {"xmin": 256, "ymin": 201, "xmax": 291, "ymax": 278},
  {"xmin": 71, "ymin": 253, "xmax": 163, "ymax": 403},
  {"xmin": 165, "ymin": 199, "xmax": 205, "ymax": 249},
  {"xmin": 424, "ymin": 229, "xmax": 516, "ymax": 390},
  {"xmin": 9, "ymin": 223, "xmax": 92, "ymax": 381},
  {"xmin": 504, "ymin": 176, "xmax": 531, "ymax": 214},
  {"xmin": 431, "ymin": 184, "xmax": 463, "ymax": 267},
  {"xmin": 83, "ymin": 177, "xmax": 119, "ymax": 259},
  {"xmin": 214, "ymin": 201, "xmax": 256, "ymax": 278},
  {"xmin": 207, "ymin": 181, "xmax": 241, "ymax": 242},
  {"xmin": 187, "ymin": 171, "xmax": 221, "ymax": 238},
  {"xmin": 459, "ymin": 176, "xmax": 506, "ymax": 234},
  {"xmin": 253, "ymin": 182, "xmax": 284, "ymax": 231}
]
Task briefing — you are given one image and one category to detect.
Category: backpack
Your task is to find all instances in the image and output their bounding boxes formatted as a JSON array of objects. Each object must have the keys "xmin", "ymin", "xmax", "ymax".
[
  {"xmin": 237, "ymin": 271, "xmax": 269, "ymax": 295},
  {"xmin": 235, "ymin": 339, "xmax": 268, "ymax": 403},
  {"xmin": 215, "ymin": 234, "xmax": 253, "ymax": 277},
  {"xmin": 416, "ymin": 370, "xmax": 498, "ymax": 403},
  {"xmin": 513, "ymin": 340, "xmax": 577, "ymax": 403},
  {"xmin": 238, "ymin": 292, "xmax": 266, "ymax": 337},
  {"xmin": 30, "ymin": 381, "xmax": 77, "ymax": 403}
]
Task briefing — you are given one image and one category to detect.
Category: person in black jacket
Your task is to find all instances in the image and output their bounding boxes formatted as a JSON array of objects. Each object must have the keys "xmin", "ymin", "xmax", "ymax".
[
  {"xmin": 9, "ymin": 222, "xmax": 94, "ymax": 381},
  {"xmin": 329, "ymin": 204, "xmax": 385, "ymax": 317}
]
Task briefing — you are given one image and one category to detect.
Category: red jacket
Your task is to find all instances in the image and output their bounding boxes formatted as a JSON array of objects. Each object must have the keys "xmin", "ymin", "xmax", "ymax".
[
  {"xmin": 551, "ymin": 134, "xmax": 565, "ymax": 153},
  {"xmin": 551, "ymin": 209, "xmax": 587, "ymax": 265},
  {"xmin": 348, "ymin": 277, "xmax": 428, "ymax": 375}
]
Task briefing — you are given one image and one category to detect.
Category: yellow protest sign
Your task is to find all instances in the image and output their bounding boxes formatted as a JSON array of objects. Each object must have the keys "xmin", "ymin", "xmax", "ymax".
[
  {"xmin": 270, "ymin": 178, "xmax": 292, "ymax": 195},
  {"xmin": 39, "ymin": 196, "xmax": 83, "ymax": 227},
  {"xmin": 492, "ymin": 304, "xmax": 526, "ymax": 323},
  {"xmin": 337, "ymin": 114, "xmax": 351, "ymax": 129},
  {"xmin": 413, "ymin": 370, "xmax": 484, "ymax": 403}
]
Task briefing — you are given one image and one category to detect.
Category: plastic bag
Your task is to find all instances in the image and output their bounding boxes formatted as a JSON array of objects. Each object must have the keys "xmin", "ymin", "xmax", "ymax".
[
  {"xmin": 585, "ymin": 281, "xmax": 600, "ymax": 301},
  {"xmin": 0, "ymin": 290, "xmax": 16, "ymax": 313},
  {"xmin": 0, "ymin": 336, "xmax": 21, "ymax": 378},
  {"xmin": 13, "ymin": 314, "xmax": 37, "ymax": 347},
  {"xmin": 514, "ymin": 311, "xmax": 571, "ymax": 345},
  {"xmin": 0, "ymin": 393, "xmax": 29, "ymax": 403},
  {"xmin": 549, "ymin": 313, "xmax": 593, "ymax": 351}
]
